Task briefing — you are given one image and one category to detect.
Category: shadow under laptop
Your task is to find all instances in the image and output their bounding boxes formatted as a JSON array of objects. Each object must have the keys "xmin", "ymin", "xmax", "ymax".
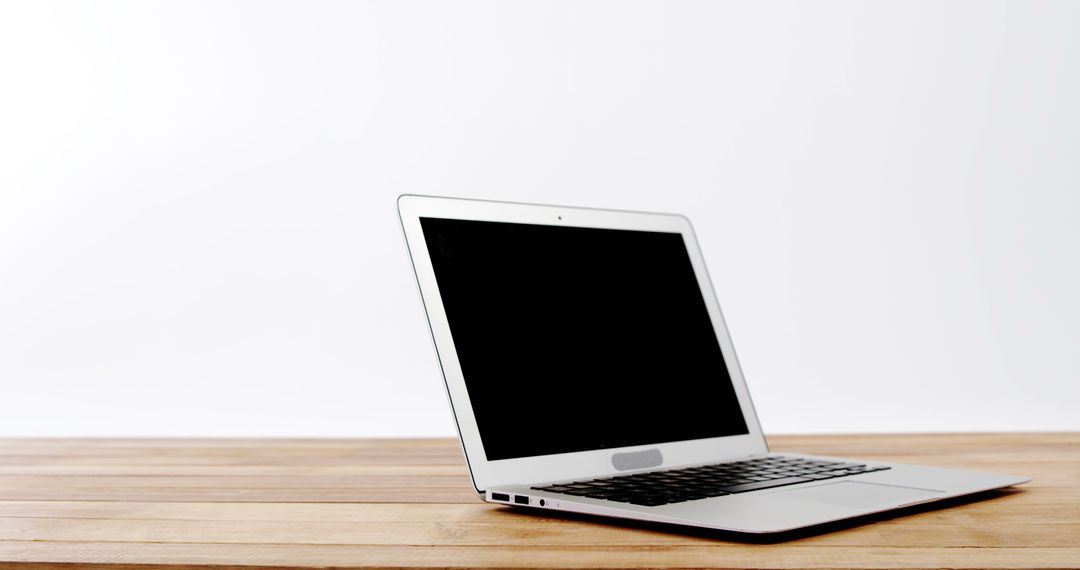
[{"xmin": 491, "ymin": 488, "xmax": 1023, "ymax": 543}]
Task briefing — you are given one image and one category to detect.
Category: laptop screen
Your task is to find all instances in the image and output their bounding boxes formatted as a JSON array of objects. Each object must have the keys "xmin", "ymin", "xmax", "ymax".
[{"xmin": 420, "ymin": 217, "xmax": 749, "ymax": 461}]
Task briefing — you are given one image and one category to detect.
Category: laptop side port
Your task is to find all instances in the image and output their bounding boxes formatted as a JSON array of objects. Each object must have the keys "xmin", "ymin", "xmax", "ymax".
[
  {"xmin": 514, "ymin": 495, "xmax": 530, "ymax": 505},
  {"xmin": 491, "ymin": 492, "xmax": 510, "ymax": 502}
]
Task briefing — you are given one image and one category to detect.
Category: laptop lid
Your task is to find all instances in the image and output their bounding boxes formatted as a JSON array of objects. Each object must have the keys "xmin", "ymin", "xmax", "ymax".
[{"xmin": 398, "ymin": 195, "xmax": 767, "ymax": 492}]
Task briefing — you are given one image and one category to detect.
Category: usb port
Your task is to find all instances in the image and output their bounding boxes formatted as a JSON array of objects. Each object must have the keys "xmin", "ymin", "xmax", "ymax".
[
  {"xmin": 491, "ymin": 493, "xmax": 510, "ymax": 502},
  {"xmin": 514, "ymin": 495, "xmax": 529, "ymax": 505}
]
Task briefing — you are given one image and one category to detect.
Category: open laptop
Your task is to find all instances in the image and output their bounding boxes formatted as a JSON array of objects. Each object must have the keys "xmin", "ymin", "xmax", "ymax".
[{"xmin": 397, "ymin": 195, "xmax": 1028, "ymax": 534}]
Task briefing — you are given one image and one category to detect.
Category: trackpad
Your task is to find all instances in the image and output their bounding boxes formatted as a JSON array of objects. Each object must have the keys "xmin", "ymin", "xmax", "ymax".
[{"xmin": 775, "ymin": 481, "xmax": 944, "ymax": 509}]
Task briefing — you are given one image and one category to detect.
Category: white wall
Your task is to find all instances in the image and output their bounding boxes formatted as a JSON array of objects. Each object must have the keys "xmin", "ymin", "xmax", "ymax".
[{"xmin": 2, "ymin": 1, "xmax": 1078, "ymax": 437}]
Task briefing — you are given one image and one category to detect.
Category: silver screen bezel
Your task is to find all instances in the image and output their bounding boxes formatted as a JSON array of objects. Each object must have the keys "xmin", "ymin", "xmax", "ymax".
[{"xmin": 398, "ymin": 195, "xmax": 768, "ymax": 492}]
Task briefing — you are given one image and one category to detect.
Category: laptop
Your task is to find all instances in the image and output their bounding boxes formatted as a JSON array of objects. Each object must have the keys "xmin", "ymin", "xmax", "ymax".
[{"xmin": 397, "ymin": 195, "xmax": 1028, "ymax": 534}]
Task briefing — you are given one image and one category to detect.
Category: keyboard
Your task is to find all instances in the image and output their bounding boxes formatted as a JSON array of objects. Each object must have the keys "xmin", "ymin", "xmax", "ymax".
[{"xmin": 531, "ymin": 455, "xmax": 890, "ymax": 507}]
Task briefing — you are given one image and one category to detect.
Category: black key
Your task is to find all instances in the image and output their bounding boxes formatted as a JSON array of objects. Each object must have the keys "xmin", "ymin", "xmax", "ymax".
[
  {"xmin": 658, "ymin": 494, "xmax": 700, "ymax": 503},
  {"xmin": 535, "ymin": 485, "xmax": 573, "ymax": 492},
  {"xmin": 676, "ymin": 494, "xmax": 713, "ymax": 502},
  {"xmin": 629, "ymin": 498, "xmax": 670, "ymax": 506},
  {"xmin": 718, "ymin": 476, "xmax": 812, "ymax": 493},
  {"xmin": 584, "ymin": 488, "xmax": 632, "ymax": 496},
  {"xmin": 586, "ymin": 493, "xmax": 633, "ymax": 500}
]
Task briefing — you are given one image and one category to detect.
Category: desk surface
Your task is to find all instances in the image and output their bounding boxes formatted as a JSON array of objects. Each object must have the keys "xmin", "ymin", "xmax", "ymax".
[{"xmin": 0, "ymin": 434, "xmax": 1076, "ymax": 569}]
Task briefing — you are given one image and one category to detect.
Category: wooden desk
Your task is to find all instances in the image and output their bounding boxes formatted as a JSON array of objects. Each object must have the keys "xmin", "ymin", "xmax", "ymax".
[{"xmin": 0, "ymin": 434, "xmax": 1076, "ymax": 569}]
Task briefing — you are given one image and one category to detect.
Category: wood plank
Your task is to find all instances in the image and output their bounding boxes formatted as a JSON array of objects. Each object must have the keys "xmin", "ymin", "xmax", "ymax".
[
  {"xmin": 0, "ymin": 465, "xmax": 468, "ymax": 476},
  {"xmin": 0, "ymin": 434, "xmax": 1076, "ymax": 569},
  {"xmin": 2, "ymin": 542, "xmax": 1079, "ymax": 569},
  {"xmin": 1, "ymin": 515, "xmax": 1078, "ymax": 547},
  {"xmin": 0, "ymin": 487, "xmax": 478, "ymax": 504},
  {"xmin": 0, "ymin": 475, "xmax": 473, "ymax": 489},
  {"xmin": 0, "ymin": 496, "xmax": 1073, "ymax": 524}
]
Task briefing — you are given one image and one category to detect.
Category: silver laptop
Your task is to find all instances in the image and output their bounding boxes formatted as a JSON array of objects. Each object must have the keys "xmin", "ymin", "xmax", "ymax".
[{"xmin": 397, "ymin": 195, "xmax": 1028, "ymax": 534}]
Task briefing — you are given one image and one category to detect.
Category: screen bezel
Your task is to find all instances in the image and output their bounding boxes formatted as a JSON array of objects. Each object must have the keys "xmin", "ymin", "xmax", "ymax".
[{"xmin": 398, "ymin": 195, "xmax": 768, "ymax": 492}]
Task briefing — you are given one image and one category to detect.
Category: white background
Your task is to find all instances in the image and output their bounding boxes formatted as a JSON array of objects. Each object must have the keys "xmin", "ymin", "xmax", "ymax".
[{"xmin": 2, "ymin": 1, "xmax": 1078, "ymax": 437}]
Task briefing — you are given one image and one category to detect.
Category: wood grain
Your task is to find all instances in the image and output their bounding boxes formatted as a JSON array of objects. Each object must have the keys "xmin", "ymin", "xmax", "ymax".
[{"xmin": 0, "ymin": 434, "xmax": 1076, "ymax": 569}]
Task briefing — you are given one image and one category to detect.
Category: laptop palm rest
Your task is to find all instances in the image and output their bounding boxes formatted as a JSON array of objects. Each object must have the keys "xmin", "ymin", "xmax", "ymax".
[{"xmin": 773, "ymin": 481, "xmax": 944, "ymax": 509}]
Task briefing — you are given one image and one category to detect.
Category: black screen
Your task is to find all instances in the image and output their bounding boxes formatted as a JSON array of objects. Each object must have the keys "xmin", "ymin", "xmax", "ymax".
[{"xmin": 420, "ymin": 217, "xmax": 749, "ymax": 461}]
